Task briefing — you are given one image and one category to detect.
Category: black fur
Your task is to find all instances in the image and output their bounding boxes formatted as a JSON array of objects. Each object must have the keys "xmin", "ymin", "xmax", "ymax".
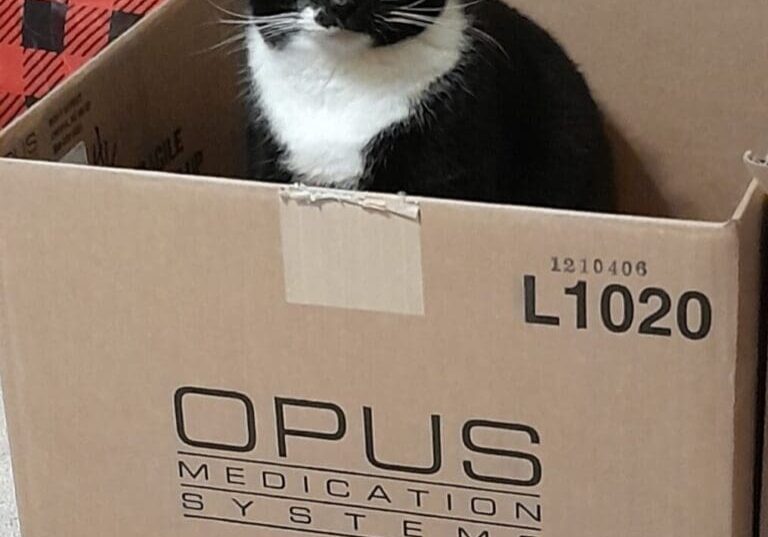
[{"xmin": 246, "ymin": 0, "xmax": 614, "ymax": 212}]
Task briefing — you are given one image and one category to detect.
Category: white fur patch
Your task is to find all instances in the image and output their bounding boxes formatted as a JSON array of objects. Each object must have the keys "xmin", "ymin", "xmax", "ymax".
[{"xmin": 246, "ymin": 2, "xmax": 468, "ymax": 188}]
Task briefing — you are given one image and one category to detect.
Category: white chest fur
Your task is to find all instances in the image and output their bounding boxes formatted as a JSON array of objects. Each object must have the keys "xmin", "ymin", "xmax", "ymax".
[{"xmin": 246, "ymin": 3, "xmax": 467, "ymax": 188}]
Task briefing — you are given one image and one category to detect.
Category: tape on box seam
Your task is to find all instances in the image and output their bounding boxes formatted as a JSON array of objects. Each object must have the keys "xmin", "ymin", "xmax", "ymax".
[{"xmin": 278, "ymin": 184, "xmax": 425, "ymax": 316}]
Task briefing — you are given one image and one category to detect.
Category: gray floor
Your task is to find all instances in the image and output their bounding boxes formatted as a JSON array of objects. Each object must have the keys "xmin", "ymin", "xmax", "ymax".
[{"xmin": 0, "ymin": 380, "xmax": 20, "ymax": 537}]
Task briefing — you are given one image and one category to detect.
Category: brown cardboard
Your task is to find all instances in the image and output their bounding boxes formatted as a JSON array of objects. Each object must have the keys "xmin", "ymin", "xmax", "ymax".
[
  {"xmin": 0, "ymin": 160, "xmax": 763, "ymax": 537},
  {"xmin": 0, "ymin": 1, "xmax": 766, "ymax": 537},
  {"xmin": 279, "ymin": 186, "xmax": 424, "ymax": 314}
]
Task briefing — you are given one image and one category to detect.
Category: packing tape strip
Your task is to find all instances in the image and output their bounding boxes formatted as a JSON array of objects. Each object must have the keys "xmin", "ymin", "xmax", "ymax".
[{"xmin": 278, "ymin": 184, "xmax": 425, "ymax": 315}]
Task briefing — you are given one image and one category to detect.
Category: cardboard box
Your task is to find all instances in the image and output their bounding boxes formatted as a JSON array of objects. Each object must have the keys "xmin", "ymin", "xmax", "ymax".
[{"xmin": 0, "ymin": 0, "xmax": 767, "ymax": 536}]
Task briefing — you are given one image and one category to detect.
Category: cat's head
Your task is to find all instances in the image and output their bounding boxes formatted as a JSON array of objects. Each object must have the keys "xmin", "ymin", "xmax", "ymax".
[{"xmin": 246, "ymin": 0, "xmax": 449, "ymax": 47}]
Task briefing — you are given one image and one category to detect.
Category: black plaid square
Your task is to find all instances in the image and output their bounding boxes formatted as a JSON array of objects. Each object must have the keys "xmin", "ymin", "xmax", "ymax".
[
  {"xmin": 22, "ymin": 0, "xmax": 67, "ymax": 52},
  {"xmin": 108, "ymin": 10, "xmax": 140, "ymax": 42}
]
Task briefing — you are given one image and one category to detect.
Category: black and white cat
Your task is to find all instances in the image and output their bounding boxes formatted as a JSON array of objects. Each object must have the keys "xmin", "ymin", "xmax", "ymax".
[{"xmin": 243, "ymin": 0, "xmax": 614, "ymax": 211}]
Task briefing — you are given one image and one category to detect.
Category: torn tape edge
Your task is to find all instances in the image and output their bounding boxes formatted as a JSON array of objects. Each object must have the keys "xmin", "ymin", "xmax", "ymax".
[
  {"xmin": 744, "ymin": 150, "xmax": 768, "ymax": 171},
  {"xmin": 279, "ymin": 183, "xmax": 421, "ymax": 221},
  {"xmin": 744, "ymin": 151, "xmax": 768, "ymax": 195}
]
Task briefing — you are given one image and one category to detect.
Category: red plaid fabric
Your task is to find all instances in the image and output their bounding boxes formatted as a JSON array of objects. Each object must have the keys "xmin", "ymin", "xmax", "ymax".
[{"xmin": 0, "ymin": 0, "xmax": 164, "ymax": 128}]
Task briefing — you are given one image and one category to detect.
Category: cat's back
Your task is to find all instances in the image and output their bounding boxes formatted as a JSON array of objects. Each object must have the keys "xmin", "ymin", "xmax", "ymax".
[
  {"xmin": 461, "ymin": 0, "xmax": 614, "ymax": 210},
  {"xmin": 465, "ymin": 0, "xmax": 600, "ymax": 113}
]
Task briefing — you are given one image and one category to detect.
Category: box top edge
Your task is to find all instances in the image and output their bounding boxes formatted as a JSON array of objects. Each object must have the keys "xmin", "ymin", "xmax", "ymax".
[{"xmin": 0, "ymin": 157, "xmax": 735, "ymax": 232}]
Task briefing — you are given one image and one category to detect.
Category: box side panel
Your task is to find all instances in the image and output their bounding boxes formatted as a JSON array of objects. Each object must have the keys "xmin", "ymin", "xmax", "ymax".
[
  {"xmin": 728, "ymin": 183, "xmax": 766, "ymax": 537},
  {"xmin": 758, "ymin": 213, "xmax": 768, "ymax": 537},
  {"xmin": 0, "ymin": 176, "xmax": 21, "ymax": 536},
  {"xmin": 512, "ymin": 0, "xmax": 768, "ymax": 221},
  {"xmin": 739, "ymin": 184, "xmax": 768, "ymax": 537},
  {"xmin": 0, "ymin": 0, "xmax": 246, "ymax": 179},
  {"xmin": 0, "ymin": 161, "xmax": 749, "ymax": 537}
]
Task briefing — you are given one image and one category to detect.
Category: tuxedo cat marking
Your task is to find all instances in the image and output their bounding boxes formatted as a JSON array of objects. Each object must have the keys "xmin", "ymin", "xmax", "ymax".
[
  {"xmin": 244, "ymin": 0, "xmax": 614, "ymax": 211},
  {"xmin": 245, "ymin": 2, "xmax": 466, "ymax": 190}
]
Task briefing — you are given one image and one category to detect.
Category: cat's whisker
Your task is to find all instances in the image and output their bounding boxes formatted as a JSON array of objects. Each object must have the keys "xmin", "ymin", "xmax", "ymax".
[
  {"xmin": 259, "ymin": 30, "xmax": 291, "ymax": 39},
  {"xmin": 259, "ymin": 24, "xmax": 298, "ymax": 39},
  {"xmin": 217, "ymin": 16, "xmax": 299, "ymax": 26},
  {"xmin": 257, "ymin": 21, "xmax": 298, "ymax": 29},
  {"xmin": 213, "ymin": 41, "xmax": 254, "ymax": 58},
  {"xmin": 250, "ymin": 13, "xmax": 301, "ymax": 21},
  {"xmin": 372, "ymin": 14, "xmax": 399, "ymax": 34},
  {"xmin": 457, "ymin": 0, "xmax": 484, "ymax": 9},
  {"xmin": 395, "ymin": 7, "xmax": 444, "ymax": 13},
  {"xmin": 395, "ymin": 0, "xmax": 481, "ymax": 13},
  {"xmin": 377, "ymin": 15, "xmax": 432, "ymax": 30},
  {"xmin": 446, "ymin": 0, "xmax": 484, "ymax": 9},
  {"xmin": 261, "ymin": 30, "xmax": 294, "ymax": 39},
  {"xmin": 217, "ymin": 20, "xmax": 259, "ymax": 26},
  {"xmin": 389, "ymin": 10, "xmax": 439, "ymax": 21},
  {"xmin": 254, "ymin": 21, "xmax": 297, "ymax": 29},
  {"xmin": 375, "ymin": 13, "xmax": 425, "ymax": 24},
  {"xmin": 210, "ymin": 33, "xmax": 245, "ymax": 49},
  {"xmin": 258, "ymin": 23, "xmax": 292, "ymax": 28},
  {"xmin": 395, "ymin": 0, "xmax": 431, "ymax": 11},
  {"xmin": 203, "ymin": 0, "xmax": 258, "ymax": 20},
  {"xmin": 379, "ymin": 0, "xmax": 481, "ymax": 8},
  {"xmin": 192, "ymin": 31, "xmax": 246, "ymax": 56},
  {"xmin": 387, "ymin": 11, "xmax": 438, "ymax": 27},
  {"xmin": 225, "ymin": 46, "xmax": 249, "ymax": 56},
  {"xmin": 203, "ymin": 0, "xmax": 299, "ymax": 25},
  {"xmin": 385, "ymin": 10, "xmax": 508, "ymax": 60}
]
